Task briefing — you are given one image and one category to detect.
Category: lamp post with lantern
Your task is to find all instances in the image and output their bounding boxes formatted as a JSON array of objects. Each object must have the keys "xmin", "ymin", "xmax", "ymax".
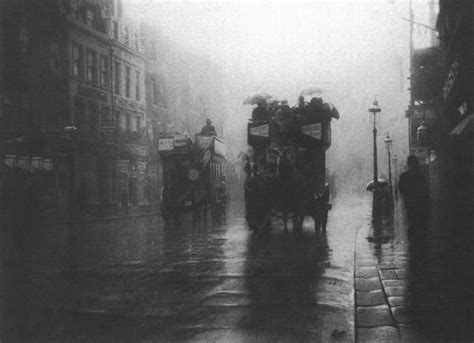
[{"xmin": 368, "ymin": 98, "xmax": 382, "ymax": 225}]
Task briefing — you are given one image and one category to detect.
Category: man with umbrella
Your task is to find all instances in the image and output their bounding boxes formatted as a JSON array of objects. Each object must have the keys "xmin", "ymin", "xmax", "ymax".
[{"xmin": 252, "ymin": 99, "xmax": 270, "ymax": 121}]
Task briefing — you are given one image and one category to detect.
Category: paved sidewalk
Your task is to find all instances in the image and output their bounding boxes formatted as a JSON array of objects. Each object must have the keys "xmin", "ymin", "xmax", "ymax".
[{"xmin": 354, "ymin": 202, "xmax": 456, "ymax": 342}]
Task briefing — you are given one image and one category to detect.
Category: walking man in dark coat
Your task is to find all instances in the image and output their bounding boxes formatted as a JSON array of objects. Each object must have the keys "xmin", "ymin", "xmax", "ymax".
[{"xmin": 398, "ymin": 155, "xmax": 429, "ymax": 240}]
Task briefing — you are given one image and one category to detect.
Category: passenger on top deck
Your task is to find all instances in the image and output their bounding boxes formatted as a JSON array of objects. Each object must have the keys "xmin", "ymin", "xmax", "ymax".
[
  {"xmin": 293, "ymin": 95, "xmax": 308, "ymax": 118},
  {"xmin": 252, "ymin": 100, "xmax": 270, "ymax": 121}
]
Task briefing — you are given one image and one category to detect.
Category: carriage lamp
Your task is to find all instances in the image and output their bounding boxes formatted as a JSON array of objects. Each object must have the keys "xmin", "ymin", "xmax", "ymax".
[{"xmin": 368, "ymin": 98, "xmax": 382, "ymax": 226}]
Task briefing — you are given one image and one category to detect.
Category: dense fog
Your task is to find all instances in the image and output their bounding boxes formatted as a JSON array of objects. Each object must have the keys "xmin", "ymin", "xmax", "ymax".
[{"xmin": 126, "ymin": 0, "xmax": 436, "ymax": 196}]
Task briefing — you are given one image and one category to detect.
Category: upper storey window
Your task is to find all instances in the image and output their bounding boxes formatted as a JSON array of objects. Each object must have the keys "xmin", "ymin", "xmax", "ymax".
[
  {"xmin": 74, "ymin": 5, "xmax": 106, "ymax": 33},
  {"xmin": 86, "ymin": 49, "xmax": 98, "ymax": 84},
  {"xmin": 124, "ymin": 27, "xmax": 130, "ymax": 46},
  {"xmin": 72, "ymin": 43, "xmax": 83, "ymax": 78},
  {"xmin": 113, "ymin": 21, "xmax": 119, "ymax": 40}
]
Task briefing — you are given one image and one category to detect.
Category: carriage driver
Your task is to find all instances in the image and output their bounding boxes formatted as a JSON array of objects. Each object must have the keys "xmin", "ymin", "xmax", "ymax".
[{"xmin": 277, "ymin": 149, "xmax": 294, "ymax": 182}]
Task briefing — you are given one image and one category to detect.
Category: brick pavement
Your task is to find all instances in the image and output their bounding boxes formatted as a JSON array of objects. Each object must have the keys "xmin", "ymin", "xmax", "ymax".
[{"xmin": 354, "ymin": 206, "xmax": 444, "ymax": 342}]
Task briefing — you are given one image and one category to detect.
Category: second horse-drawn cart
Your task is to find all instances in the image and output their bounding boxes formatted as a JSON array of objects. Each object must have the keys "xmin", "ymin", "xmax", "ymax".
[{"xmin": 158, "ymin": 132, "xmax": 226, "ymax": 224}]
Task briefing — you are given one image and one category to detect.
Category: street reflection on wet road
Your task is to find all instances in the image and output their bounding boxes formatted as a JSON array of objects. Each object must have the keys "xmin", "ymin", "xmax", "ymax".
[{"xmin": 0, "ymin": 198, "xmax": 367, "ymax": 342}]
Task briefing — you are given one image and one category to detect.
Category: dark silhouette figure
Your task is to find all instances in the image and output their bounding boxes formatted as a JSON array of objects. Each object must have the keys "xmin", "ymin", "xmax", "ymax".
[
  {"xmin": 252, "ymin": 101, "xmax": 270, "ymax": 121},
  {"xmin": 398, "ymin": 155, "xmax": 429, "ymax": 241},
  {"xmin": 200, "ymin": 118, "xmax": 216, "ymax": 135},
  {"xmin": 278, "ymin": 151, "xmax": 293, "ymax": 183}
]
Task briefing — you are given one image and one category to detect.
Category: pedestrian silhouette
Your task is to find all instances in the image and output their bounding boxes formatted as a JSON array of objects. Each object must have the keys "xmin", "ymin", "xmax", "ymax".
[{"xmin": 398, "ymin": 155, "xmax": 429, "ymax": 241}]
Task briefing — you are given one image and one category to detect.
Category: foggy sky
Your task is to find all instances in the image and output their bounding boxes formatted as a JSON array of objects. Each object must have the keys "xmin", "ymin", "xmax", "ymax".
[{"xmin": 126, "ymin": 0, "xmax": 436, "ymax": 192}]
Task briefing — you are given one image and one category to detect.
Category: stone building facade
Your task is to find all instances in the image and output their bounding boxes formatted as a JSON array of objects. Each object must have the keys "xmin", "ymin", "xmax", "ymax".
[
  {"xmin": 1, "ymin": 0, "xmax": 229, "ymax": 218},
  {"xmin": 1, "ymin": 0, "xmax": 152, "ymax": 216}
]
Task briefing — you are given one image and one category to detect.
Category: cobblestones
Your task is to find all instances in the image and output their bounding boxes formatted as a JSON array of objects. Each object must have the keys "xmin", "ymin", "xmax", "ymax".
[{"xmin": 354, "ymin": 200, "xmax": 463, "ymax": 342}]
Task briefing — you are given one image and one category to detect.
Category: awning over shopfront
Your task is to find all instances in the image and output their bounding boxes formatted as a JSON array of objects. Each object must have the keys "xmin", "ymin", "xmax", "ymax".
[{"xmin": 450, "ymin": 113, "xmax": 474, "ymax": 136}]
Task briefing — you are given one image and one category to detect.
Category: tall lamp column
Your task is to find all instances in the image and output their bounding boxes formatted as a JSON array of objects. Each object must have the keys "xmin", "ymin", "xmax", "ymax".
[{"xmin": 369, "ymin": 98, "xmax": 382, "ymax": 225}]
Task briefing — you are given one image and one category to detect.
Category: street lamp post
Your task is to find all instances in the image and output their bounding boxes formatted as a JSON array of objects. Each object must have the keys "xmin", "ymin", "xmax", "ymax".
[
  {"xmin": 64, "ymin": 125, "xmax": 77, "ymax": 218},
  {"xmin": 384, "ymin": 133, "xmax": 394, "ymax": 204},
  {"xmin": 369, "ymin": 98, "xmax": 382, "ymax": 225}
]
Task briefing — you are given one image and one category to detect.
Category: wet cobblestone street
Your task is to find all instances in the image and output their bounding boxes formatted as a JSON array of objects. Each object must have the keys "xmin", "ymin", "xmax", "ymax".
[{"xmin": 0, "ymin": 197, "xmax": 369, "ymax": 342}]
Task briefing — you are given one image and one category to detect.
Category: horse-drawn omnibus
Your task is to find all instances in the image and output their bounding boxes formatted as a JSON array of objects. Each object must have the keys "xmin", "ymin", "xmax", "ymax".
[
  {"xmin": 158, "ymin": 132, "xmax": 226, "ymax": 223},
  {"xmin": 244, "ymin": 96, "xmax": 338, "ymax": 233}
]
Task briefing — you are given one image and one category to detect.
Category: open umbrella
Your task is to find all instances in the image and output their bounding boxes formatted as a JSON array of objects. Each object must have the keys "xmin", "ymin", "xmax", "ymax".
[
  {"xmin": 299, "ymin": 86, "xmax": 323, "ymax": 97},
  {"xmin": 243, "ymin": 92, "xmax": 272, "ymax": 105},
  {"xmin": 366, "ymin": 179, "xmax": 388, "ymax": 191},
  {"xmin": 328, "ymin": 103, "xmax": 340, "ymax": 120}
]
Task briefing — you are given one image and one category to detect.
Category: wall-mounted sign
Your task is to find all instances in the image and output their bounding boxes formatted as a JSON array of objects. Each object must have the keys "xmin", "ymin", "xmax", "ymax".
[
  {"xmin": 250, "ymin": 123, "xmax": 269, "ymax": 137},
  {"xmin": 158, "ymin": 137, "xmax": 174, "ymax": 151},
  {"xmin": 301, "ymin": 123, "xmax": 322, "ymax": 140}
]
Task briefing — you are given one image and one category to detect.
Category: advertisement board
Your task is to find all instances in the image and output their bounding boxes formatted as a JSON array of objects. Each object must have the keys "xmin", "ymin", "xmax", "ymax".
[
  {"xmin": 158, "ymin": 137, "xmax": 174, "ymax": 151},
  {"xmin": 301, "ymin": 123, "xmax": 322, "ymax": 140},
  {"xmin": 250, "ymin": 123, "xmax": 270, "ymax": 137}
]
